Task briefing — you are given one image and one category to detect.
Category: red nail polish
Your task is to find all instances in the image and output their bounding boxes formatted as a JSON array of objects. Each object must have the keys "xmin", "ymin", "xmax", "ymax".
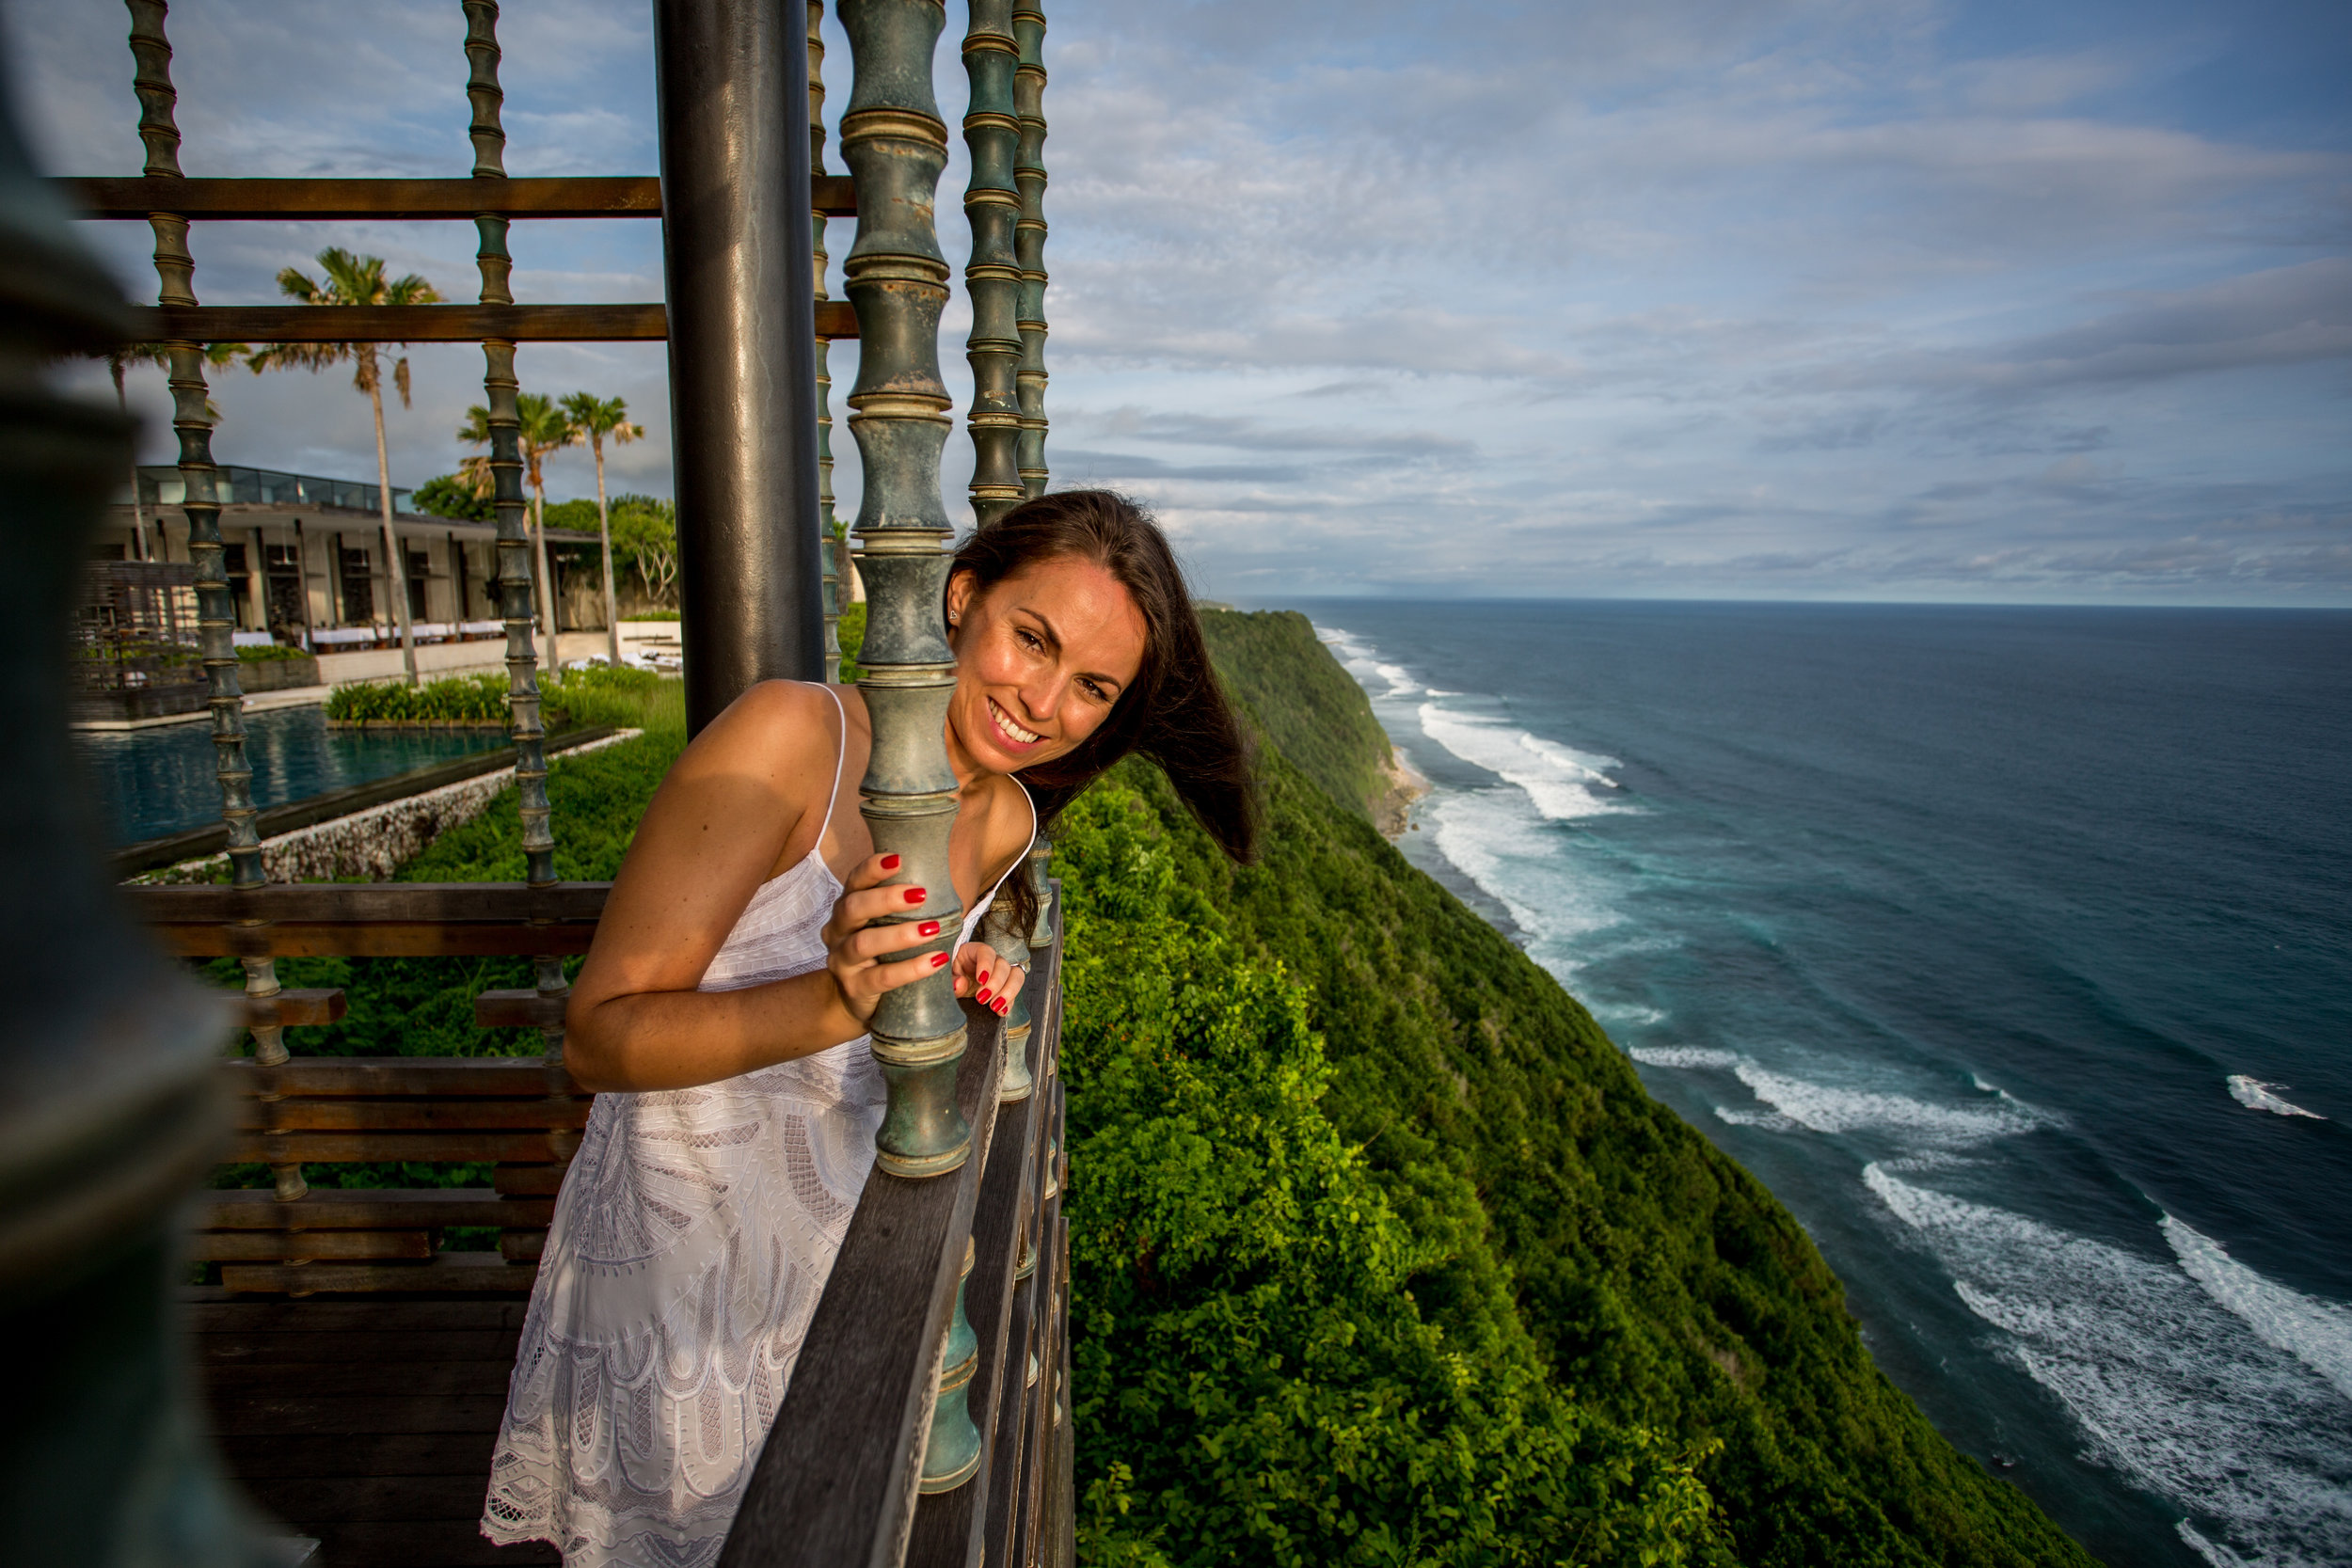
[
  {"xmin": 930, "ymin": 953, "xmax": 949, "ymax": 968},
  {"xmin": 904, "ymin": 887, "xmax": 925, "ymax": 904},
  {"xmin": 880, "ymin": 853, "xmax": 900, "ymax": 871},
  {"xmin": 995, "ymin": 998, "xmax": 1009, "ymax": 1015},
  {"xmin": 917, "ymin": 920, "xmax": 941, "ymax": 938},
  {"xmin": 977, "ymin": 987, "xmax": 993, "ymax": 1006}
]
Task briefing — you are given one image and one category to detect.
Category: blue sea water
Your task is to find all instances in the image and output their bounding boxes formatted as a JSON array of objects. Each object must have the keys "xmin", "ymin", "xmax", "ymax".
[
  {"xmin": 1286, "ymin": 599, "xmax": 2352, "ymax": 1568},
  {"xmin": 74, "ymin": 706, "xmax": 510, "ymax": 846}
]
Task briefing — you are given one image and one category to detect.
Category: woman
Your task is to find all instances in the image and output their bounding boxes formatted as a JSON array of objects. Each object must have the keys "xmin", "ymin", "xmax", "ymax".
[{"xmin": 482, "ymin": 492, "xmax": 1254, "ymax": 1566}]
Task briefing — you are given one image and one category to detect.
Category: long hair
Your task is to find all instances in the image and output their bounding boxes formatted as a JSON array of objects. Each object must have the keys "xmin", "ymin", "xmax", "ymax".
[{"xmin": 950, "ymin": 491, "xmax": 1257, "ymax": 929}]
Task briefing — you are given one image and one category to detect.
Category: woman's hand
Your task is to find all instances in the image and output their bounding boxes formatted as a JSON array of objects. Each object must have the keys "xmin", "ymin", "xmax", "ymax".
[
  {"xmin": 956, "ymin": 942, "xmax": 1026, "ymax": 1018},
  {"xmin": 822, "ymin": 853, "xmax": 952, "ymax": 1024}
]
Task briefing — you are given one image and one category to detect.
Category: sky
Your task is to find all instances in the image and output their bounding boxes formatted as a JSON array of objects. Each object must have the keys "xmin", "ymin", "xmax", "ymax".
[{"xmin": 8, "ymin": 0, "xmax": 2348, "ymax": 604}]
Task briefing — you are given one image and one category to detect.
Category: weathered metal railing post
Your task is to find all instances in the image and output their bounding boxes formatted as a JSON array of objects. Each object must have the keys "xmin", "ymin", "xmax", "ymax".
[
  {"xmin": 657, "ymin": 0, "xmax": 824, "ymax": 730},
  {"xmin": 127, "ymin": 0, "xmax": 306, "ymax": 1203},
  {"xmin": 840, "ymin": 0, "xmax": 989, "ymax": 1497},
  {"xmin": 464, "ymin": 3, "xmax": 575, "ymax": 1085},
  {"xmin": 1012, "ymin": 3, "xmax": 1050, "ymax": 499},
  {"xmin": 809, "ymin": 1, "xmax": 842, "ymax": 673},
  {"xmin": 841, "ymin": 0, "xmax": 967, "ymax": 1178},
  {"xmin": 0, "ymin": 56, "xmax": 273, "ymax": 1561},
  {"xmin": 963, "ymin": 0, "xmax": 1025, "ymax": 530},
  {"xmin": 463, "ymin": 2, "xmax": 555, "ymax": 893}
]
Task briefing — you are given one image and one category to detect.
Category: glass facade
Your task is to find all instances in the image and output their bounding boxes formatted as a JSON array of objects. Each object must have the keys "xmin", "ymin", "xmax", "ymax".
[{"xmin": 134, "ymin": 464, "xmax": 415, "ymax": 516}]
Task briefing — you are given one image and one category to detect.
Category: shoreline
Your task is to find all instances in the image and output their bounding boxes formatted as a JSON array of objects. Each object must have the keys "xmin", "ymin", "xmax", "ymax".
[{"xmin": 1373, "ymin": 745, "xmax": 1430, "ymax": 839}]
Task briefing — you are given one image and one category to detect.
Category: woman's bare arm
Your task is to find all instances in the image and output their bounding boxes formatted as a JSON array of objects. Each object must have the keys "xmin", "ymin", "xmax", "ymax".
[{"xmin": 563, "ymin": 682, "xmax": 917, "ymax": 1092}]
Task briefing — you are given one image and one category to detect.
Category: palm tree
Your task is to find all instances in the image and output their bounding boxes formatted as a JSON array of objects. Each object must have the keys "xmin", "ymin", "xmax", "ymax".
[
  {"xmin": 103, "ymin": 341, "xmax": 240, "ymax": 562},
  {"xmin": 557, "ymin": 392, "xmax": 644, "ymax": 665},
  {"xmin": 458, "ymin": 392, "xmax": 578, "ymax": 672},
  {"xmin": 244, "ymin": 248, "xmax": 441, "ymax": 684}
]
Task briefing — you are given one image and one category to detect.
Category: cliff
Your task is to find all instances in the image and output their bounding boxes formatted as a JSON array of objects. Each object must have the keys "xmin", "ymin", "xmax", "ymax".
[{"xmin": 1056, "ymin": 610, "xmax": 2097, "ymax": 1566}]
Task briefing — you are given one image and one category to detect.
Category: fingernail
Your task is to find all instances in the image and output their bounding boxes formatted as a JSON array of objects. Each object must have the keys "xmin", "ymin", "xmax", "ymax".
[
  {"xmin": 977, "ymin": 987, "xmax": 993, "ymax": 1006},
  {"xmin": 880, "ymin": 853, "xmax": 900, "ymax": 871},
  {"xmin": 917, "ymin": 920, "xmax": 941, "ymax": 938},
  {"xmin": 995, "ymin": 998, "xmax": 1009, "ymax": 1015},
  {"xmin": 904, "ymin": 887, "xmax": 925, "ymax": 904},
  {"xmin": 930, "ymin": 953, "xmax": 949, "ymax": 969}
]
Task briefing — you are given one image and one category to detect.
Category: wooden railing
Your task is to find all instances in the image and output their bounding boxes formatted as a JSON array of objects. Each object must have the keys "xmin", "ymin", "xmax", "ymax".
[{"xmin": 44, "ymin": 1, "xmax": 1072, "ymax": 1562}]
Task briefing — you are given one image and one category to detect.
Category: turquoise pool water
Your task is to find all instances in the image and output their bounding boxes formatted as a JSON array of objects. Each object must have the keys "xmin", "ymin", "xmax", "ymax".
[{"xmin": 75, "ymin": 705, "xmax": 509, "ymax": 846}]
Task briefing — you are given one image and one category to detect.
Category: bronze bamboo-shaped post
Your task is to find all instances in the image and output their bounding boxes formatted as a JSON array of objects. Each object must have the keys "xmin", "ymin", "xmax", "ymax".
[
  {"xmin": 840, "ymin": 0, "xmax": 966, "ymax": 1178},
  {"xmin": 1012, "ymin": 3, "xmax": 1049, "ymax": 499},
  {"xmin": 963, "ymin": 0, "xmax": 1024, "ymax": 528},
  {"xmin": 465, "ymin": 3, "xmax": 569, "ymax": 1068},
  {"xmin": 809, "ymin": 2, "xmax": 842, "ymax": 672},
  {"xmin": 126, "ymin": 0, "xmax": 307, "ymax": 1202},
  {"xmin": 915, "ymin": 1237, "xmax": 984, "ymax": 1494},
  {"xmin": 984, "ymin": 890, "xmax": 1033, "ymax": 1102}
]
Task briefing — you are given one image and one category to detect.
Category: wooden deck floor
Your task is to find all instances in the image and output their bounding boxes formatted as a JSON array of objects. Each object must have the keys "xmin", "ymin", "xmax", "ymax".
[{"xmin": 189, "ymin": 1293, "xmax": 558, "ymax": 1568}]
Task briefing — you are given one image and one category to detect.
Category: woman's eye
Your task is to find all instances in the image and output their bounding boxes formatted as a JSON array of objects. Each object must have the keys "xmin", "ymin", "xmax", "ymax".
[
  {"xmin": 1079, "ymin": 678, "xmax": 1106, "ymax": 702},
  {"xmin": 1015, "ymin": 628, "xmax": 1042, "ymax": 652}
]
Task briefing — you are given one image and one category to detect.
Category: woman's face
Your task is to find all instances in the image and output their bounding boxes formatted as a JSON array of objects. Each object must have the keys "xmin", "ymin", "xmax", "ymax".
[{"xmin": 943, "ymin": 555, "xmax": 1147, "ymax": 779}]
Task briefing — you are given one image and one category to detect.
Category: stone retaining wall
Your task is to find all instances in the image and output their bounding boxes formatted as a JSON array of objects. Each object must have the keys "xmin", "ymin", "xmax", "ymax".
[{"xmin": 138, "ymin": 728, "xmax": 642, "ymax": 884}]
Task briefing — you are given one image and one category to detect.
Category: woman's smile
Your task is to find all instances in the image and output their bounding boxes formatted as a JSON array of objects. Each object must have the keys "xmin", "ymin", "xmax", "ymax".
[{"xmin": 988, "ymin": 696, "xmax": 1045, "ymax": 750}]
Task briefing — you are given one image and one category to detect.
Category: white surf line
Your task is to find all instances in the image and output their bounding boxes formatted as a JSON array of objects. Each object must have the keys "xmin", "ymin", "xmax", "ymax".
[
  {"xmin": 2228, "ymin": 1074, "xmax": 2326, "ymax": 1118},
  {"xmin": 2164, "ymin": 1214, "xmax": 2352, "ymax": 1406}
]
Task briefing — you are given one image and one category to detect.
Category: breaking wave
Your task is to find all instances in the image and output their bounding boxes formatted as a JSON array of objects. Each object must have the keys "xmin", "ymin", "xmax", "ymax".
[
  {"xmin": 2229, "ymin": 1075, "xmax": 2325, "ymax": 1119},
  {"xmin": 2165, "ymin": 1215, "xmax": 2352, "ymax": 1405},
  {"xmin": 1866, "ymin": 1165, "xmax": 2352, "ymax": 1568},
  {"xmin": 1417, "ymin": 702, "xmax": 1628, "ymax": 822}
]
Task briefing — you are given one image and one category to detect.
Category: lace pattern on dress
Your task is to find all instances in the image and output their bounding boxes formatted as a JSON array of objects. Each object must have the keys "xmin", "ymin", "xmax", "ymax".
[{"xmin": 481, "ymin": 688, "xmax": 1031, "ymax": 1566}]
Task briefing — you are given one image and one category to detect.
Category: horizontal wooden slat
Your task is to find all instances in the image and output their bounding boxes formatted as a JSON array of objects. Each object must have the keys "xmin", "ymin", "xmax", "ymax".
[
  {"xmin": 224, "ymin": 1057, "xmax": 580, "ymax": 1098},
  {"xmin": 156, "ymin": 921, "xmax": 599, "ymax": 958},
  {"xmin": 213, "ymin": 1431, "xmax": 501, "ymax": 1478},
  {"xmin": 474, "ymin": 990, "xmax": 567, "ymax": 1029},
  {"xmin": 195, "ymin": 1329, "xmax": 521, "ymax": 1366},
  {"xmin": 200, "ymin": 1355, "xmax": 510, "ymax": 1400},
  {"xmin": 184, "ymin": 1296, "xmax": 532, "ymax": 1334},
  {"xmin": 217, "ymin": 1257, "xmax": 539, "ymax": 1298},
  {"xmin": 125, "ymin": 299, "xmax": 859, "ymax": 343},
  {"xmin": 190, "ymin": 1230, "xmax": 434, "ymax": 1262},
  {"xmin": 234, "ymin": 1097, "xmax": 589, "ymax": 1133},
  {"xmin": 297, "ymin": 1521, "xmax": 557, "ymax": 1568},
  {"xmin": 139, "ymin": 882, "xmax": 612, "ymax": 924},
  {"xmin": 62, "ymin": 172, "xmax": 856, "ymax": 220},
  {"xmin": 241, "ymin": 988, "xmax": 346, "ymax": 1028},
  {"xmin": 492, "ymin": 1164, "xmax": 567, "ymax": 1196},
  {"xmin": 199, "ymin": 1189, "xmax": 555, "ymax": 1230},
  {"xmin": 225, "ymin": 1130, "xmax": 578, "ymax": 1164},
  {"xmin": 205, "ymin": 1389, "xmax": 516, "ymax": 1434},
  {"xmin": 236, "ymin": 1471, "xmax": 504, "ymax": 1524},
  {"xmin": 498, "ymin": 1231, "xmax": 546, "ymax": 1263}
]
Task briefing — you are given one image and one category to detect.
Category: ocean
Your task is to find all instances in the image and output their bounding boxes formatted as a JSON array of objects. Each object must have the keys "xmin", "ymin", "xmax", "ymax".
[{"xmin": 1283, "ymin": 599, "xmax": 2352, "ymax": 1568}]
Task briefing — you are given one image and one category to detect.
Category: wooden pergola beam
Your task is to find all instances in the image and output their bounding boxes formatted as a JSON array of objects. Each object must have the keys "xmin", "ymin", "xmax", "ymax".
[{"xmin": 56, "ymin": 174, "xmax": 857, "ymax": 220}]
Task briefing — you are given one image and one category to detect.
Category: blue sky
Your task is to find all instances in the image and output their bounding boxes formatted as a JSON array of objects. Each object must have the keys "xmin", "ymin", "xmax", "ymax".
[{"xmin": 10, "ymin": 0, "xmax": 2348, "ymax": 603}]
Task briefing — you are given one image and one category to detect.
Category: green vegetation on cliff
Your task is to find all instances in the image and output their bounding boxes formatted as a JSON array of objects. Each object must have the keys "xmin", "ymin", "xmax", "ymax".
[
  {"xmin": 209, "ymin": 609, "xmax": 2091, "ymax": 1564},
  {"xmin": 1057, "ymin": 609, "xmax": 2095, "ymax": 1566},
  {"xmin": 1197, "ymin": 608, "xmax": 1391, "ymax": 820}
]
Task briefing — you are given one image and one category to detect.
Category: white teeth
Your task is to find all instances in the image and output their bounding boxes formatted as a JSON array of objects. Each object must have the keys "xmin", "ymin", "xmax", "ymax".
[{"xmin": 992, "ymin": 700, "xmax": 1041, "ymax": 744}]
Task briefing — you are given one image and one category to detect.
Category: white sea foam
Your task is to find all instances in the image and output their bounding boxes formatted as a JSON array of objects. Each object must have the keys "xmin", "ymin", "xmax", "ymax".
[
  {"xmin": 1715, "ymin": 1106, "xmax": 1807, "ymax": 1133},
  {"xmin": 2229, "ymin": 1074, "xmax": 2326, "ymax": 1119},
  {"xmin": 1427, "ymin": 785, "xmax": 1631, "ymax": 984},
  {"xmin": 1595, "ymin": 1003, "xmax": 1668, "ymax": 1029},
  {"xmin": 2164, "ymin": 1214, "xmax": 2352, "ymax": 1405},
  {"xmin": 1865, "ymin": 1164, "xmax": 2352, "ymax": 1567},
  {"xmin": 1418, "ymin": 702, "xmax": 1629, "ymax": 822},
  {"xmin": 1631, "ymin": 1046, "xmax": 1740, "ymax": 1070},
  {"xmin": 1733, "ymin": 1063, "xmax": 2049, "ymax": 1146}
]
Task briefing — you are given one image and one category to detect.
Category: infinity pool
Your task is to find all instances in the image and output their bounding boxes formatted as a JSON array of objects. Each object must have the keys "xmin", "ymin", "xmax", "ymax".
[{"xmin": 75, "ymin": 705, "xmax": 510, "ymax": 846}]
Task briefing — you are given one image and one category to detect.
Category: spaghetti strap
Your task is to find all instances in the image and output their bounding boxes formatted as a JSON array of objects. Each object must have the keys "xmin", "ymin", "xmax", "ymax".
[
  {"xmin": 963, "ymin": 778, "xmax": 1039, "ymax": 940},
  {"xmin": 804, "ymin": 681, "xmax": 849, "ymax": 845}
]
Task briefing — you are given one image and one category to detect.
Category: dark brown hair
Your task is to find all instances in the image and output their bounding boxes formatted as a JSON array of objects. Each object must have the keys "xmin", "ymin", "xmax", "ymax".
[{"xmin": 950, "ymin": 491, "xmax": 1257, "ymax": 920}]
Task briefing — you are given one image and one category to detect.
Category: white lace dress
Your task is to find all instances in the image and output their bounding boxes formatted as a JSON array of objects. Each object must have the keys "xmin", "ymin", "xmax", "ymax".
[{"xmin": 482, "ymin": 689, "xmax": 1029, "ymax": 1566}]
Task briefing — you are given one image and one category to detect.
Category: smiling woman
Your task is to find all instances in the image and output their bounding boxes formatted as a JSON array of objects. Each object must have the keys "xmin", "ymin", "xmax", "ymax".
[{"xmin": 482, "ymin": 488, "xmax": 1255, "ymax": 1566}]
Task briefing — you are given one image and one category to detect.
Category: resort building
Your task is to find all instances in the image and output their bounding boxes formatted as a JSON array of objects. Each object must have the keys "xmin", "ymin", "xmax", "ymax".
[{"xmin": 100, "ymin": 463, "xmax": 605, "ymax": 644}]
